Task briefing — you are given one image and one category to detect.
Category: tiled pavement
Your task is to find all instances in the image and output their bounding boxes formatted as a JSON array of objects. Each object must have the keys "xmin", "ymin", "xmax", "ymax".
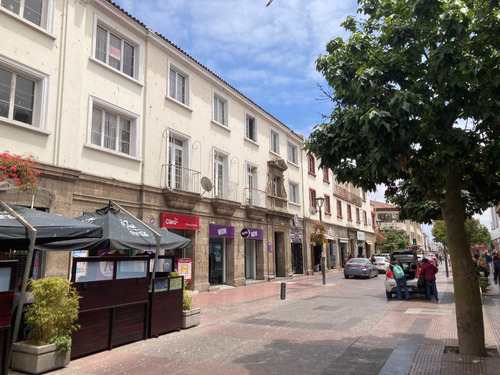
[{"xmin": 9, "ymin": 267, "xmax": 500, "ymax": 375}]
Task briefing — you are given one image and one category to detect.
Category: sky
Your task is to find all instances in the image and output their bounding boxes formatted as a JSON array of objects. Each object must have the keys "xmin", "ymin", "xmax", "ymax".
[{"xmin": 110, "ymin": 0, "xmax": 492, "ymax": 238}]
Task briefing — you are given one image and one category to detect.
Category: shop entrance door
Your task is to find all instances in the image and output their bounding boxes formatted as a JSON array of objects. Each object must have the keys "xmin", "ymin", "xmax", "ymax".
[
  {"xmin": 291, "ymin": 243, "xmax": 303, "ymax": 274},
  {"xmin": 244, "ymin": 240, "xmax": 256, "ymax": 279},
  {"xmin": 209, "ymin": 238, "xmax": 225, "ymax": 285}
]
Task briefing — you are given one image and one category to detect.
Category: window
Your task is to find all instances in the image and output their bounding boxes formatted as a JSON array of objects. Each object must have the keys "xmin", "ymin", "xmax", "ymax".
[
  {"xmin": 324, "ymin": 195, "xmax": 331, "ymax": 214},
  {"xmin": 347, "ymin": 204, "xmax": 352, "ymax": 221},
  {"xmin": 308, "ymin": 154, "xmax": 315, "ymax": 175},
  {"xmin": 213, "ymin": 149, "xmax": 229, "ymax": 198},
  {"xmin": 356, "ymin": 208, "xmax": 360, "ymax": 223},
  {"xmin": 245, "ymin": 114, "xmax": 257, "ymax": 142},
  {"xmin": 213, "ymin": 92, "xmax": 228, "ymax": 126},
  {"xmin": 270, "ymin": 129, "xmax": 279, "ymax": 154},
  {"xmin": 1, "ymin": 0, "xmax": 48, "ymax": 28},
  {"xmin": 169, "ymin": 66, "xmax": 190, "ymax": 105},
  {"xmin": 337, "ymin": 200, "xmax": 342, "ymax": 218},
  {"xmin": 272, "ymin": 175, "xmax": 283, "ymax": 197},
  {"xmin": 0, "ymin": 58, "xmax": 47, "ymax": 129},
  {"xmin": 363, "ymin": 210, "xmax": 368, "ymax": 225},
  {"xmin": 89, "ymin": 97, "xmax": 139, "ymax": 157},
  {"xmin": 323, "ymin": 167, "xmax": 329, "ymax": 182},
  {"xmin": 167, "ymin": 134, "xmax": 191, "ymax": 190},
  {"xmin": 95, "ymin": 24, "xmax": 136, "ymax": 78},
  {"xmin": 309, "ymin": 189, "xmax": 317, "ymax": 208},
  {"xmin": 246, "ymin": 164, "xmax": 259, "ymax": 204},
  {"xmin": 289, "ymin": 182, "xmax": 299, "ymax": 204},
  {"xmin": 287, "ymin": 143, "xmax": 298, "ymax": 164}
]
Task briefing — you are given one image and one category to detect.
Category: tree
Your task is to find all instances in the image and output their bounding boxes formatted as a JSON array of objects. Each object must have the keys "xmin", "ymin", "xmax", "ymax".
[
  {"xmin": 307, "ymin": 0, "xmax": 500, "ymax": 356},
  {"xmin": 376, "ymin": 228, "xmax": 409, "ymax": 253},
  {"xmin": 433, "ymin": 219, "xmax": 491, "ymax": 248}
]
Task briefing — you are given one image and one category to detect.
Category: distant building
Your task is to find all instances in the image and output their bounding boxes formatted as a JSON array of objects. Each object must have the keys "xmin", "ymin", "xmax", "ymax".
[
  {"xmin": 490, "ymin": 205, "xmax": 500, "ymax": 251},
  {"xmin": 372, "ymin": 201, "xmax": 425, "ymax": 250}
]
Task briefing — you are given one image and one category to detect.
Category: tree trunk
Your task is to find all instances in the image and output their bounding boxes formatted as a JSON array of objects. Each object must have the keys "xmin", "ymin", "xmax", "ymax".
[{"xmin": 442, "ymin": 170, "xmax": 486, "ymax": 356}]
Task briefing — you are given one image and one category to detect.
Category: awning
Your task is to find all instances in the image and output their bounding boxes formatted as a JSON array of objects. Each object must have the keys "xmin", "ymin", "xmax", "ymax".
[{"xmin": 339, "ymin": 237, "xmax": 349, "ymax": 243}]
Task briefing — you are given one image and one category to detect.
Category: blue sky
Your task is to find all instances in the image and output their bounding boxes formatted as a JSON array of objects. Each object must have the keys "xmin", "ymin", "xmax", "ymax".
[{"xmin": 110, "ymin": 0, "xmax": 492, "ymax": 236}]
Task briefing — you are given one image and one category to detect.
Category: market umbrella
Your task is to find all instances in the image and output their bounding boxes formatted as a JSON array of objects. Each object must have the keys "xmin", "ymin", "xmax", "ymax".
[
  {"xmin": 35, "ymin": 202, "xmax": 191, "ymax": 251},
  {"xmin": 0, "ymin": 203, "xmax": 103, "ymax": 249},
  {"xmin": 0, "ymin": 201, "xmax": 103, "ymax": 349}
]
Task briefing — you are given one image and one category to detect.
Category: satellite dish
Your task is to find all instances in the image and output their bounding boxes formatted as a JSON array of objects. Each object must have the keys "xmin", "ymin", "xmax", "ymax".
[
  {"xmin": 309, "ymin": 207, "xmax": 317, "ymax": 216},
  {"xmin": 200, "ymin": 177, "xmax": 213, "ymax": 197}
]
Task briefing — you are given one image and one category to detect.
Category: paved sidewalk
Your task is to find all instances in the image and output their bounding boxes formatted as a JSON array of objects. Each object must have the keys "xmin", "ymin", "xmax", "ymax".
[{"xmin": 9, "ymin": 268, "xmax": 500, "ymax": 374}]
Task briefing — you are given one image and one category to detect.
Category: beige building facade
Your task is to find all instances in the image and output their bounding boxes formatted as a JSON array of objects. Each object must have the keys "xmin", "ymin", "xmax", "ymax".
[{"xmin": 1, "ymin": 0, "xmax": 375, "ymax": 291}]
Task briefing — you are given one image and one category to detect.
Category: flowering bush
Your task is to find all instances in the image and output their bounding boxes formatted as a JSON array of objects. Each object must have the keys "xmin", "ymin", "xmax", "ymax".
[{"xmin": 0, "ymin": 151, "xmax": 40, "ymax": 191}]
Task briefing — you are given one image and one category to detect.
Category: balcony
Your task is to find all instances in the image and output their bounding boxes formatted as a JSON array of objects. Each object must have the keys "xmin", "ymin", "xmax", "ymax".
[
  {"xmin": 333, "ymin": 185, "xmax": 363, "ymax": 206},
  {"xmin": 162, "ymin": 164, "xmax": 202, "ymax": 210},
  {"xmin": 211, "ymin": 178, "xmax": 240, "ymax": 216},
  {"xmin": 243, "ymin": 187, "xmax": 268, "ymax": 221}
]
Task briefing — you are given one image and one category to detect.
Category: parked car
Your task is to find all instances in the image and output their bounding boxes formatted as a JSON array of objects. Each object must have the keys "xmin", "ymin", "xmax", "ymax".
[
  {"xmin": 344, "ymin": 258, "xmax": 378, "ymax": 279},
  {"xmin": 424, "ymin": 253, "xmax": 439, "ymax": 266},
  {"xmin": 385, "ymin": 249, "xmax": 423, "ymax": 298},
  {"xmin": 374, "ymin": 256, "xmax": 389, "ymax": 274}
]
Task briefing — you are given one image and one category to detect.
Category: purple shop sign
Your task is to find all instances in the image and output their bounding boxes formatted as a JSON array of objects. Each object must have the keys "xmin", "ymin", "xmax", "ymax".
[
  {"xmin": 241, "ymin": 228, "xmax": 263, "ymax": 240},
  {"xmin": 209, "ymin": 224, "xmax": 234, "ymax": 238}
]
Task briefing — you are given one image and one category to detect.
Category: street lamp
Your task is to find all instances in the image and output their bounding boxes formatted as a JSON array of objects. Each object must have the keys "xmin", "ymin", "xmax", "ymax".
[{"xmin": 315, "ymin": 197, "xmax": 326, "ymax": 285}]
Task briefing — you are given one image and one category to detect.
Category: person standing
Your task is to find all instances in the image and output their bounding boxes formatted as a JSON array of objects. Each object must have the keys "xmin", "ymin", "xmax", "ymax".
[
  {"xmin": 493, "ymin": 254, "xmax": 500, "ymax": 285},
  {"xmin": 390, "ymin": 258, "xmax": 410, "ymax": 300},
  {"xmin": 421, "ymin": 257, "xmax": 439, "ymax": 301}
]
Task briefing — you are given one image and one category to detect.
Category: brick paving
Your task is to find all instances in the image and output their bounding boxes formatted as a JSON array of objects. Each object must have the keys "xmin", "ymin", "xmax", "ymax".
[{"xmin": 9, "ymin": 267, "xmax": 500, "ymax": 375}]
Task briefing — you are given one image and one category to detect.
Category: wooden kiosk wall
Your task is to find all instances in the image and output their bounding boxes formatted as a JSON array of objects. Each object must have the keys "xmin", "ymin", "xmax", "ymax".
[
  {"xmin": 0, "ymin": 261, "xmax": 17, "ymax": 375},
  {"xmin": 70, "ymin": 256, "xmax": 183, "ymax": 359}
]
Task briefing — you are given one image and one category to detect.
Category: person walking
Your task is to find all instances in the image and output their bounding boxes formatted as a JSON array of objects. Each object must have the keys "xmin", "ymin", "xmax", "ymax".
[
  {"xmin": 390, "ymin": 258, "xmax": 410, "ymax": 300},
  {"xmin": 421, "ymin": 257, "xmax": 439, "ymax": 301},
  {"xmin": 493, "ymin": 254, "xmax": 500, "ymax": 285}
]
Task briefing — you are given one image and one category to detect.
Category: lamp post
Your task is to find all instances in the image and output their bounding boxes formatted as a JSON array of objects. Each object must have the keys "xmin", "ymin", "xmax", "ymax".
[{"xmin": 315, "ymin": 197, "xmax": 326, "ymax": 285}]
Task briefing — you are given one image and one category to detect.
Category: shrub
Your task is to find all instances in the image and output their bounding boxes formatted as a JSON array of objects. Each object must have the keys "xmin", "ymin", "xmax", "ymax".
[{"xmin": 24, "ymin": 277, "xmax": 80, "ymax": 352}]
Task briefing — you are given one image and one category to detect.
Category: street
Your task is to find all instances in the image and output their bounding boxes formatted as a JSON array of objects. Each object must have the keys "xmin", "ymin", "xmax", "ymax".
[{"xmin": 18, "ymin": 268, "xmax": 500, "ymax": 375}]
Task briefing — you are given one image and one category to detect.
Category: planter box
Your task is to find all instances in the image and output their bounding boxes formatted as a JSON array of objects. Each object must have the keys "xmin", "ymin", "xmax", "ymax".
[
  {"xmin": 11, "ymin": 341, "xmax": 70, "ymax": 374},
  {"xmin": 182, "ymin": 308, "xmax": 201, "ymax": 329}
]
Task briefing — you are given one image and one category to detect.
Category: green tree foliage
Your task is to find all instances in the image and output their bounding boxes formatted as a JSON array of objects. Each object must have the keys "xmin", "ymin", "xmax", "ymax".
[
  {"xmin": 376, "ymin": 228, "xmax": 409, "ymax": 252},
  {"xmin": 307, "ymin": 0, "xmax": 499, "ymax": 356},
  {"xmin": 433, "ymin": 219, "xmax": 491, "ymax": 247}
]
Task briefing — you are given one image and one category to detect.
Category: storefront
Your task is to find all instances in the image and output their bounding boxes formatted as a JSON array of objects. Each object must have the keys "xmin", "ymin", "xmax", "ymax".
[
  {"xmin": 241, "ymin": 228, "xmax": 263, "ymax": 280},
  {"xmin": 208, "ymin": 224, "xmax": 234, "ymax": 285},
  {"xmin": 338, "ymin": 229, "xmax": 349, "ymax": 267},
  {"xmin": 160, "ymin": 212, "xmax": 199, "ymax": 272}
]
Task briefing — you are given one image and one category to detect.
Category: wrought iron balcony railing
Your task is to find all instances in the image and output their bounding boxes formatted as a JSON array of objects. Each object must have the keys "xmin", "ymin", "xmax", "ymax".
[
  {"xmin": 243, "ymin": 187, "xmax": 267, "ymax": 208},
  {"xmin": 163, "ymin": 164, "xmax": 201, "ymax": 194}
]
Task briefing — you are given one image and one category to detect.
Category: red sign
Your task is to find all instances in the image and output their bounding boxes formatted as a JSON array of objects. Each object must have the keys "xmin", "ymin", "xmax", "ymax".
[{"xmin": 160, "ymin": 212, "xmax": 199, "ymax": 230}]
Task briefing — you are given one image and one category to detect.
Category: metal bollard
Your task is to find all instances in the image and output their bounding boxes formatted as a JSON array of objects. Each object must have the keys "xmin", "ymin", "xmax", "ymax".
[{"xmin": 280, "ymin": 282, "xmax": 286, "ymax": 300}]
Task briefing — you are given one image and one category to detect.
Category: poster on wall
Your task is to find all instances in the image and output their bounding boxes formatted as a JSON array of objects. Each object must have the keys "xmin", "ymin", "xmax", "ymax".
[
  {"xmin": 178, "ymin": 258, "xmax": 192, "ymax": 282},
  {"xmin": 71, "ymin": 250, "xmax": 88, "ymax": 281}
]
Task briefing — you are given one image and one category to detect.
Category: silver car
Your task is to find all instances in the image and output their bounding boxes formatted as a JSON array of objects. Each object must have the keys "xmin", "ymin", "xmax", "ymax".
[
  {"xmin": 344, "ymin": 258, "xmax": 378, "ymax": 279},
  {"xmin": 374, "ymin": 256, "xmax": 389, "ymax": 274}
]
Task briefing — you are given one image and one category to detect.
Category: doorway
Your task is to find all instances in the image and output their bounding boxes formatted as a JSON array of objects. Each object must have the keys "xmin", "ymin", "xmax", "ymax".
[
  {"xmin": 209, "ymin": 238, "xmax": 225, "ymax": 285},
  {"xmin": 244, "ymin": 240, "xmax": 256, "ymax": 279}
]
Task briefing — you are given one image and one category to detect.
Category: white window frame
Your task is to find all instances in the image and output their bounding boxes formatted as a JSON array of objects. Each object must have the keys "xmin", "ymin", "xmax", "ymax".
[
  {"xmin": 167, "ymin": 62, "xmax": 191, "ymax": 107},
  {"xmin": 288, "ymin": 181, "xmax": 300, "ymax": 205},
  {"xmin": 245, "ymin": 112, "xmax": 257, "ymax": 142},
  {"xmin": 212, "ymin": 90, "xmax": 229, "ymax": 128},
  {"xmin": 212, "ymin": 148, "xmax": 229, "ymax": 198},
  {"xmin": 166, "ymin": 130, "xmax": 192, "ymax": 190},
  {"xmin": 86, "ymin": 96, "xmax": 140, "ymax": 158},
  {"xmin": 270, "ymin": 129, "xmax": 280, "ymax": 154},
  {"xmin": 287, "ymin": 142, "xmax": 298, "ymax": 165},
  {"xmin": 0, "ymin": 0, "xmax": 53, "ymax": 32},
  {"xmin": 245, "ymin": 162, "xmax": 259, "ymax": 204},
  {"xmin": 92, "ymin": 15, "xmax": 142, "ymax": 82},
  {"xmin": 0, "ymin": 55, "xmax": 48, "ymax": 133}
]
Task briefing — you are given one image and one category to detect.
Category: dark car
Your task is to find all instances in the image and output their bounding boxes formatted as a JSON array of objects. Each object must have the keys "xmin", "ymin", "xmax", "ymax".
[
  {"xmin": 344, "ymin": 258, "xmax": 378, "ymax": 279},
  {"xmin": 384, "ymin": 249, "xmax": 423, "ymax": 298}
]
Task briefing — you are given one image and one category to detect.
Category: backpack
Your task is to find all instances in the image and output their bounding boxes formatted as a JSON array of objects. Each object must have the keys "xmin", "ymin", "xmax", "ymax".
[{"xmin": 392, "ymin": 264, "xmax": 404, "ymax": 279}]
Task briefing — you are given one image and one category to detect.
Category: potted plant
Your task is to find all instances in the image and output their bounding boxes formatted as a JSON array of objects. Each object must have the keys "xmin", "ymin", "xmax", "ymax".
[
  {"xmin": 171, "ymin": 272, "xmax": 200, "ymax": 329},
  {"xmin": 0, "ymin": 151, "xmax": 40, "ymax": 191},
  {"xmin": 11, "ymin": 277, "xmax": 80, "ymax": 374},
  {"xmin": 310, "ymin": 221, "xmax": 326, "ymax": 245},
  {"xmin": 478, "ymin": 276, "xmax": 490, "ymax": 293}
]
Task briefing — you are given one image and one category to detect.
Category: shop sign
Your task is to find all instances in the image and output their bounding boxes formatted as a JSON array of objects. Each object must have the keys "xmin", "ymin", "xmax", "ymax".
[
  {"xmin": 338, "ymin": 229, "xmax": 347, "ymax": 238},
  {"xmin": 291, "ymin": 228, "xmax": 301, "ymax": 243},
  {"xmin": 241, "ymin": 228, "xmax": 263, "ymax": 240},
  {"xmin": 209, "ymin": 224, "xmax": 234, "ymax": 238},
  {"xmin": 160, "ymin": 212, "xmax": 199, "ymax": 230},
  {"xmin": 357, "ymin": 231, "xmax": 365, "ymax": 241}
]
